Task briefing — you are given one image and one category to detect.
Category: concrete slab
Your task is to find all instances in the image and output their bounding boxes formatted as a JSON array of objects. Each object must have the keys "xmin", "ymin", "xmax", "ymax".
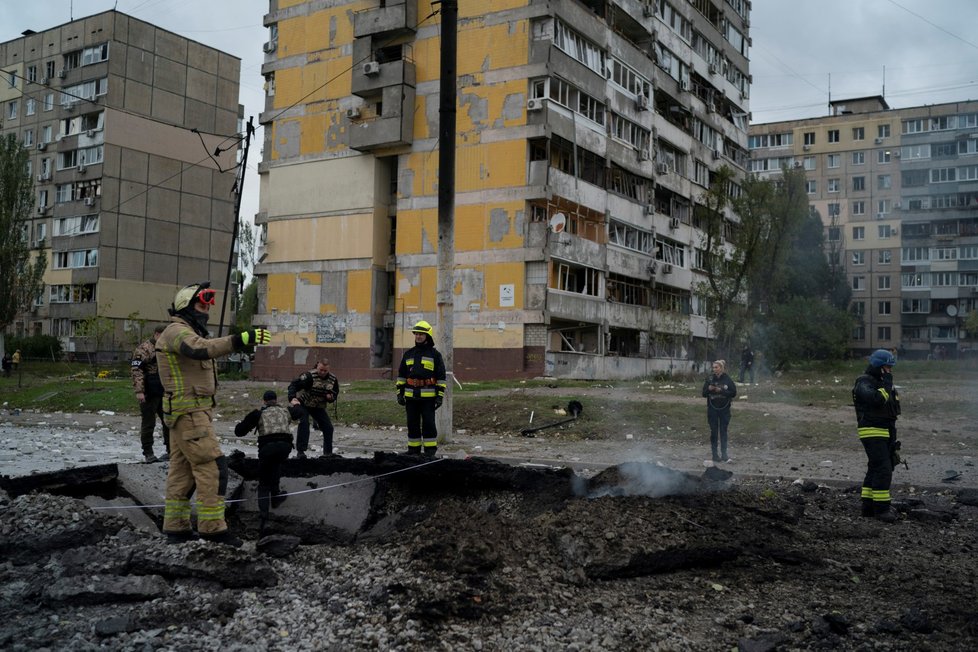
[
  {"xmin": 234, "ymin": 472, "xmax": 376, "ymax": 536},
  {"xmin": 83, "ymin": 496, "xmax": 159, "ymax": 533}
]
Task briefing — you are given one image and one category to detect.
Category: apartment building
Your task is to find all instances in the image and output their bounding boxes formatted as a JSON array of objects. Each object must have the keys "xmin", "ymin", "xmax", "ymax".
[
  {"xmin": 254, "ymin": 0, "xmax": 751, "ymax": 380},
  {"xmin": 0, "ymin": 11, "xmax": 241, "ymax": 356},
  {"xmin": 750, "ymin": 97, "xmax": 978, "ymax": 358}
]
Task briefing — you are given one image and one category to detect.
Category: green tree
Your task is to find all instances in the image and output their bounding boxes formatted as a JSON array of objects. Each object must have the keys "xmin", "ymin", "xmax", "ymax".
[
  {"xmin": 0, "ymin": 134, "xmax": 46, "ymax": 336},
  {"xmin": 235, "ymin": 280, "xmax": 259, "ymax": 331},
  {"xmin": 75, "ymin": 301, "xmax": 115, "ymax": 363}
]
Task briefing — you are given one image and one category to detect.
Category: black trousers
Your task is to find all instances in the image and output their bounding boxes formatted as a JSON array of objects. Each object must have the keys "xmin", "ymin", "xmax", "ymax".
[
  {"xmin": 139, "ymin": 394, "xmax": 170, "ymax": 456},
  {"xmin": 294, "ymin": 404, "xmax": 333, "ymax": 454},
  {"xmin": 861, "ymin": 437, "xmax": 893, "ymax": 504},
  {"xmin": 257, "ymin": 439, "xmax": 292, "ymax": 518},
  {"xmin": 707, "ymin": 406, "xmax": 731, "ymax": 458},
  {"xmin": 405, "ymin": 399, "xmax": 437, "ymax": 453}
]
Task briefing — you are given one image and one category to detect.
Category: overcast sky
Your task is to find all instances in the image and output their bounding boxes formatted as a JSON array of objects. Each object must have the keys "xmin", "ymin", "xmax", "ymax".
[
  {"xmin": 750, "ymin": 0, "xmax": 978, "ymax": 124},
  {"xmin": 5, "ymin": 0, "xmax": 978, "ymax": 246}
]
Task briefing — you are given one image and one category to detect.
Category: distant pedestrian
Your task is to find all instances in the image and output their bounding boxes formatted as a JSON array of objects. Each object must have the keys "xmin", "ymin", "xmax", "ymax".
[
  {"xmin": 288, "ymin": 359, "xmax": 340, "ymax": 459},
  {"xmin": 1, "ymin": 353, "xmax": 11, "ymax": 377},
  {"xmin": 738, "ymin": 344, "xmax": 755, "ymax": 385},
  {"xmin": 11, "ymin": 349, "xmax": 21, "ymax": 371},
  {"xmin": 235, "ymin": 390, "xmax": 295, "ymax": 534},
  {"xmin": 131, "ymin": 325, "xmax": 170, "ymax": 463},
  {"xmin": 702, "ymin": 359, "xmax": 737, "ymax": 463}
]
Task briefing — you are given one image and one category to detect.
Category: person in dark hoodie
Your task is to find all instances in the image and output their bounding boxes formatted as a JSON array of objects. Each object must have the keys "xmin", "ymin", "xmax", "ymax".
[
  {"xmin": 702, "ymin": 359, "xmax": 737, "ymax": 464},
  {"xmin": 852, "ymin": 348, "xmax": 901, "ymax": 522},
  {"xmin": 395, "ymin": 320, "xmax": 447, "ymax": 457}
]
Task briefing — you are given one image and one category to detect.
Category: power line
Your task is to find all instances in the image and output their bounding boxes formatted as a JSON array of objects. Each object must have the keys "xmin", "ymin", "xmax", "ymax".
[{"xmin": 883, "ymin": 0, "xmax": 978, "ymax": 52}]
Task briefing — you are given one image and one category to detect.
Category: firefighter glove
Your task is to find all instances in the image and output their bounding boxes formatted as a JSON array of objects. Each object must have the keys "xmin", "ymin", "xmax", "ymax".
[
  {"xmin": 396, "ymin": 393, "xmax": 406, "ymax": 406},
  {"xmin": 239, "ymin": 328, "xmax": 271, "ymax": 347},
  {"xmin": 435, "ymin": 396, "xmax": 443, "ymax": 409}
]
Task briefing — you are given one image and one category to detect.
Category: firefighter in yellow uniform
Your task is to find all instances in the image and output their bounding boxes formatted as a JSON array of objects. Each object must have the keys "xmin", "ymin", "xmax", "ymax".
[
  {"xmin": 395, "ymin": 320, "xmax": 447, "ymax": 456},
  {"xmin": 155, "ymin": 282, "xmax": 270, "ymax": 546}
]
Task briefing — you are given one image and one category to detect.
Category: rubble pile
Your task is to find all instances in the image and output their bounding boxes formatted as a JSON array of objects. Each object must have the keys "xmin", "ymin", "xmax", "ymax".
[{"xmin": 1, "ymin": 457, "xmax": 977, "ymax": 650}]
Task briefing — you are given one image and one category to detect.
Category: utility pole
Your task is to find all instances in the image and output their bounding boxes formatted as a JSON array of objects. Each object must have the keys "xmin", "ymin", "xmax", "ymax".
[
  {"xmin": 218, "ymin": 116, "xmax": 254, "ymax": 337},
  {"xmin": 436, "ymin": 0, "xmax": 457, "ymax": 443}
]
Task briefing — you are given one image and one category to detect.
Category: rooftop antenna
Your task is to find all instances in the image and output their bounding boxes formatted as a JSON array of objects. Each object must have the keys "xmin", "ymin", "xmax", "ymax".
[
  {"xmin": 70, "ymin": 0, "xmax": 73, "ymax": 20},
  {"xmin": 882, "ymin": 65, "xmax": 886, "ymax": 99},
  {"xmin": 827, "ymin": 73, "xmax": 831, "ymax": 115}
]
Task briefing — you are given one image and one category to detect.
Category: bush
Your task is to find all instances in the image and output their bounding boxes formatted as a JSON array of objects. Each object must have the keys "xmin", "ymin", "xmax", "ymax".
[{"xmin": 6, "ymin": 335, "xmax": 63, "ymax": 361}]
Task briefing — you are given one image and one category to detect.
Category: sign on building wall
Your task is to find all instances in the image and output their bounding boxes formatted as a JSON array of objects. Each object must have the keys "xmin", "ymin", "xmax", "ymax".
[
  {"xmin": 499, "ymin": 284, "xmax": 515, "ymax": 307},
  {"xmin": 317, "ymin": 314, "xmax": 346, "ymax": 343}
]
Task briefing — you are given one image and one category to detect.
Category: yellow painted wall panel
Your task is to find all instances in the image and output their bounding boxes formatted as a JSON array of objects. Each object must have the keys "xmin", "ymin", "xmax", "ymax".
[
  {"xmin": 299, "ymin": 113, "xmax": 327, "ymax": 155},
  {"xmin": 395, "ymin": 209, "xmax": 437, "ymax": 255},
  {"xmin": 347, "ymin": 269, "xmax": 373, "ymax": 313},
  {"xmin": 483, "ymin": 262, "xmax": 525, "ymax": 309},
  {"xmin": 454, "ymin": 201, "xmax": 526, "ymax": 251},
  {"xmin": 266, "ymin": 215, "xmax": 375, "ymax": 263},
  {"xmin": 267, "ymin": 274, "xmax": 297, "ymax": 312},
  {"xmin": 396, "ymin": 266, "xmax": 438, "ymax": 313},
  {"xmin": 456, "ymin": 140, "xmax": 526, "ymax": 192},
  {"xmin": 457, "ymin": 23, "xmax": 529, "ymax": 74},
  {"xmin": 455, "ymin": 324, "xmax": 524, "ymax": 348}
]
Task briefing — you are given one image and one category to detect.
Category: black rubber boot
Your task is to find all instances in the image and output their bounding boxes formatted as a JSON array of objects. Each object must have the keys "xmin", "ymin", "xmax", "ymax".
[
  {"xmin": 875, "ymin": 503, "xmax": 898, "ymax": 523},
  {"xmin": 424, "ymin": 446, "xmax": 438, "ymax": 458},
  {"xmin": 257, "ymin": 487, "xmax": 271, "ymax": 521},
  {"xmin": 861, "ymin": 498, "xmax": 875, "ymax": 517},
  {"xmin": 406, "ymin": 447, "xmax": 422, "ymax": 455},
  {"xmin": 271, "ymin": 491, "xmax": 288, "ymax": 508},
  {"xmin": 165, "ymin": 530, "xmax": 199, "ymax": 545}
]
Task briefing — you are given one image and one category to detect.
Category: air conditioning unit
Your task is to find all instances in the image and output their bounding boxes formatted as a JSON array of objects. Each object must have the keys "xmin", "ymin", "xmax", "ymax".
[
  {"xmin": 893, "ymin": 150, "xmax": 901, "ymax": 157},
  {"xmin": 669, "ymin": 217, "xmax": 680, "ymax": 229},
  {"xmin": 526, "ymin": 98, "xmax": 544, "ymax": 112},
  {"xmin": 803, "ymin": 144, "xmax": 811, "ymax": 151},
  {"xmin": 36, "ymin": 142, "xmax": 47, "ymax": 151},
  {"xmin": 875, "ymin": 137, "xmax": 884, "ymax": 144},
  {"xmin": 36, "ymin": 173, "xmax": 49, "ymax": 182},
  {"xmin": 894, "ymin": 201, "xmax": 902, "ymax": 209},
  {"xmin": 891, "ymin": 228, "xmax": 899, "ymax": 235},
  {"xmin": 876, "ymin": 212, "xmax": 885, "ymax": 219},
  {"xmin": 662, "ymin": 263, "xmax": 674, "ymax": 274},
  {"xmin": 57, "ymin": 68, "xmax": 66, "ymax": 79},
  {"xmin": 708, "ymin": 62, "xmax": 719, "ymax": 75},
  {"xmin": 262, "ymin": 41, "xmax": 277, "ymax": 54},
  {"xmin": 362, "ymin": 61, "xmax": 381, "ymax": 76},
  {"xmin": 679, "ymin": 79, "xmax": 689, "ymax": 91},
  {"xmin": 84, "ymin": 196, "xmax": 96, "ymax": 206},
  {"xmin": 346, "ymin": 107, "xmax": 361, "ymax": 119},
  {"xmin": 86, "ymin": 129, "xmax": 95, "ymax": 137},
  {"xmin": 64, "ymin": 103, "xmax": 76, "ymax": 113},
  {"xmin": 40, "ymin": 76, "xmax": 49, "ymax": 85},
  {"xmin": 643, "ymin": 204, "xmax": 656, "ymax": 216},
  {"xmin": 642, "ymin": 6, "xmax": 654, "ymax": 17},
  {"xmin": 656, "ymin": 162, "xmax": 669, "ymax": 175},
  {"xmin": 711, "ymin": 149, "xmax": 720, "ymax": 160},
  {"xmin": 77, "ymin": 164, "xmax": 87, "ymax": 174},
  {"xmin": 636, "ymin": 94, "xmax": 650, "ymax": 111},
  {"xmin": 638, "ymin": 150, "xmax": 651, "ymax": 162},
  {"xmin": 36, "ymin": 205, "xmax": 48, "ymax": 215}
]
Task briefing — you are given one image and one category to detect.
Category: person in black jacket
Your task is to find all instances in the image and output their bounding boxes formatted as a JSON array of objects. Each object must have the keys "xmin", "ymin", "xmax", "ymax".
[
  {"xmin": 395, "ymin": 320, "xmax": 447, "ymax": 456},
  {"xmin": 287, "ymin": 359, "xmax": 340, "ymax": 459},
  {"xmin": 234, "ymin": 390, "xmax": 295, "ymax": 530},
  {"xmin": 852, "ymin": 349, "xmax": 901, "ymax": 522},
  {"xmin": 702, "ymin": 359, "xmax": 737, "ymax": 463}
]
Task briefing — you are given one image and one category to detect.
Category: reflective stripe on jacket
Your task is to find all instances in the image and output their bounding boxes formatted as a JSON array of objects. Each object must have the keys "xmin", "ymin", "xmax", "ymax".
[
  {"xmin": 396, "ymin": 344, "xmax": 447, "ymax": 400},
  {"xmin": 155, "ymin": 316, "xmax": 237, "ymax": 423}
]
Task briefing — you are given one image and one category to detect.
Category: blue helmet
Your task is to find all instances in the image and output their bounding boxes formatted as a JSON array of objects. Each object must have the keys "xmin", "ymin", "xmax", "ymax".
[{"xmin": 868, "ymin": 349, "xmax": 896, "ymax": 368}]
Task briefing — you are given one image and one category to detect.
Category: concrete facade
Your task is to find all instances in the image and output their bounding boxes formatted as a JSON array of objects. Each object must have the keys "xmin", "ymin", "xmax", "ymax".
[
  {"xmin": 750, "ymin": 97, "xmax": 978, "ymax": 359},
  {"xmin": 0, "ymin": 11, "xmax": 241, "ymax": 357},
  {"xmin": 253, "ymin": 0, "xmax": 751, "ymax": 381}
]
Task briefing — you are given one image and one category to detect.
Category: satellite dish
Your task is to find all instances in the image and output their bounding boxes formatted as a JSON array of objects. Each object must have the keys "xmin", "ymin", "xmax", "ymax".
[
  {"xmin": 549, "ymin": 213, "xmax": 566, "ymax": 233},
  {"xmin": 947, "ymin": 305, "xmax": 958, "ymax": 317}
]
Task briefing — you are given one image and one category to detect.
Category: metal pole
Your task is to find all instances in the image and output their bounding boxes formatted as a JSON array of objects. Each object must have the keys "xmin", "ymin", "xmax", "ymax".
[
  {"xmin": 218, "ymin": 116, "xmax": 254, "ymax": 337},
  {"xmin": 436, "ymin": 0, "xmax": 457, "ymax": 444}
]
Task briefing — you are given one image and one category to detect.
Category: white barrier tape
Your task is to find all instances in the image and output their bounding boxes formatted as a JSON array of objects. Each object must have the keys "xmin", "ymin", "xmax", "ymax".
[{"xmin": 88, "ymin": 457, "xmax": 448, "ymax": 511}]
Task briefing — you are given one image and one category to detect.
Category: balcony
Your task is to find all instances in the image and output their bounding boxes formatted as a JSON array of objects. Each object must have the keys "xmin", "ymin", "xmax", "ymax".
[
  {"xmin": 547, "ymin": 289, "xmax": 605, "ymax": 323},
  {"xmin": 349, "ymin": 85, "xmax": 416, "ymax": 151},
  {"xmin": 351, "ymin": 59, "xmax": 416, "ymax": 99},
  {"xmin": 354, "ymin": 0, "xmax": 418, "ymax": 39}
]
